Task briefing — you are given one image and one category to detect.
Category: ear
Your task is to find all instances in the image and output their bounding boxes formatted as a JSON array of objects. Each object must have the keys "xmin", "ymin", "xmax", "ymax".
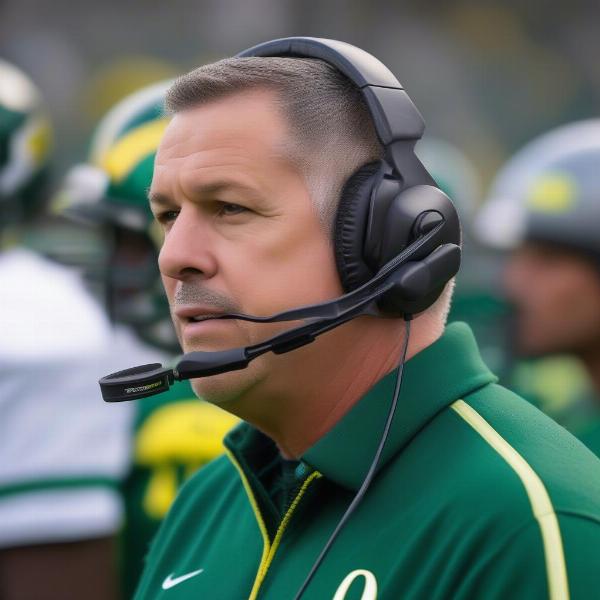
[{"xmin": 334, "ymin": 162, "xmax": 382, "ymax": 292}]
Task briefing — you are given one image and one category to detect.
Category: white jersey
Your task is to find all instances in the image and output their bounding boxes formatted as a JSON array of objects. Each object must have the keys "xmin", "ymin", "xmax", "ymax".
[{"xmin": 0, "ymin": 248, "xmax": 163, "ymax": 547}]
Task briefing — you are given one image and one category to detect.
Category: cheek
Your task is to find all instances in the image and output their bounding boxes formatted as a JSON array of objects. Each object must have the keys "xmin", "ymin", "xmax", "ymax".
[
  {"xmin": 224, "ymin": 219, "xmax": 342, "ymax": 313},
  {"xmin": 264, "ymin": 241, "xmax": 341, "ymax": 310}
]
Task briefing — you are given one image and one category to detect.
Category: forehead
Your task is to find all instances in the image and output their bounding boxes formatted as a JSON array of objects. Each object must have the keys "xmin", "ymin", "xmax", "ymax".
[
  {"xmin": 149, "ymin": 88, "xmax": 313, "ymax": 213},
  {"xmin": 155, "ymin": 89, "xmax": 291, "ymax": 168}
]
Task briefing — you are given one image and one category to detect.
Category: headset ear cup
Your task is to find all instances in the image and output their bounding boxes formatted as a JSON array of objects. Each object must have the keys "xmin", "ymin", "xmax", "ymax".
[{"xmin": 334, "ymin": 162, "xmax": 382, "ymax": 291}]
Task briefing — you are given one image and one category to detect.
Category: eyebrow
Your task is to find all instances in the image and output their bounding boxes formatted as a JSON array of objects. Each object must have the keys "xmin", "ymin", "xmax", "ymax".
[
  {"xmin": 148, "ymin": 180, "xmax": 263, "ymax": 208},
  {"xmin": 148, "ymin": 190, "xmax": 173, "ymax": 208}
]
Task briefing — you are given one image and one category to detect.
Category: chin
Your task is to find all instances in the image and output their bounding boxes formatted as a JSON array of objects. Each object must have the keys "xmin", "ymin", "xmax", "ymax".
[{"xmin": 189, "ymin": 359, "xmax": 267, "ymax": 410}]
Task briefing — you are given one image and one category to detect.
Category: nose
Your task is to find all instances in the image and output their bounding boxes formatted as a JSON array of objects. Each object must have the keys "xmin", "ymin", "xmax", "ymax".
[{"xmin": 158, "ymin": 205, "xmax": 218, "ymax": 282}]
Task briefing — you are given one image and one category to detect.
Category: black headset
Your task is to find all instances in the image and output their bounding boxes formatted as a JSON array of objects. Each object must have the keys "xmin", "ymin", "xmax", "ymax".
[
  {"xmin": 238, "ymin": 37, "xmax": 460, "ymax": 315},
  {"xmin": 99, "ymin": 36, "xmax": 461, "ymax": 402}
]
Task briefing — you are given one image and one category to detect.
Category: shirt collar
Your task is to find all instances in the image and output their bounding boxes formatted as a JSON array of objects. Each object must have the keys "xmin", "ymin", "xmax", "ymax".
[{"xmin": 301, "ymin": 322, "xmax": 497, "ymax": 490}]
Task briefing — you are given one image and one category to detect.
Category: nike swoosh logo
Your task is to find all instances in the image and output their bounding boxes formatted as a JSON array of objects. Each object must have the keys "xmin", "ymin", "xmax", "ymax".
[{"xmin": 162, "ymin": 569, "xmax": 204, "ymax": 590}]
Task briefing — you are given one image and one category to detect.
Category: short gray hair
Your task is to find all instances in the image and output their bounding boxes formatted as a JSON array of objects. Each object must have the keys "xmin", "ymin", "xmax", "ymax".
[{"xmin": 165, "ymin": 57, "xmax": 382, "ymax": 231}]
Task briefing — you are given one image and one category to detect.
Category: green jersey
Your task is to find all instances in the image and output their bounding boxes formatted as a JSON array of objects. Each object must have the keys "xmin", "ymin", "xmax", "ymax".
[
  {"xmin": 135, "ymin": 323, "xmax": 600, "ymax": 599},
  {"xmin": 120, "ymin": 379, "xmax": 238, "ymax": 597}
]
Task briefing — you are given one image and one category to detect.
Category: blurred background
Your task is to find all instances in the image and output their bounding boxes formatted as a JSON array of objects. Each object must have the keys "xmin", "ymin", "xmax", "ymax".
[
  {"xmin": 4, "ymin": 0, "xmax": 597, "ymax": 380},
  {"xmin": 1, "ymin": 0, "xmax": 598, "ymax": 178},
  {"xmin": 2, "ymin": 2, "xmax": 600, "ymax": 598}
]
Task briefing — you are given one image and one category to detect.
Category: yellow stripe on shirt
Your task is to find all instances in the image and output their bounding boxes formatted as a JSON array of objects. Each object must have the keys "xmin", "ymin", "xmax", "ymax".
[
  {"xmin": 225, "ymin": 448, "xmax": 271, "ymax": 600},
  {"xmin": 451, "ymin": 399, "xmax": 569, "ymax": 600}
]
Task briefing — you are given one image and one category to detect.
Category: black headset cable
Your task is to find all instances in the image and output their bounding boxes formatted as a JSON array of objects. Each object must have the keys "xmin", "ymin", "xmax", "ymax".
[{"xmin": 293, "ymin": 316, "xmax": 412, "ymax": 600}]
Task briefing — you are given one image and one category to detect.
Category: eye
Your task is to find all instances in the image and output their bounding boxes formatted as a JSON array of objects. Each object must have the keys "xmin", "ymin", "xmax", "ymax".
[
  {"xmin": 217, "ymin": 202, "xmax": 248, "ymax": 217},
  {"xmin": 154, "ymin": 209, "xmax": 180, "ymax": 226}
]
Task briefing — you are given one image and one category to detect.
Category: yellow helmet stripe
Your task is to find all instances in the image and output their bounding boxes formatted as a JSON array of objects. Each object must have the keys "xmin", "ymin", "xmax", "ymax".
[{"xmin": 100, "ymin": 117, "xmax": 169, "ymax": 183}]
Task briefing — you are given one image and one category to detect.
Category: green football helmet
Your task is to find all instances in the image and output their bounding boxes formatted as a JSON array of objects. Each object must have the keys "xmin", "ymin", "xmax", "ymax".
[
  {"xmin": 55, "ymin": 80, "xmax": 177, "ymax": 352},
  {"xmin": 0, "ymin": 59, "xmax": 52, "ymax": 237},
  {"xmin": 476, "ymin": 118, "xmax": 600, "ymax": 265}
]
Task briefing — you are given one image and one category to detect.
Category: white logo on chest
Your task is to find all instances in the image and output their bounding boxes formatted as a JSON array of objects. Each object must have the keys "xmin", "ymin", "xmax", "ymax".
[
  {"xmin": 333, "ymin": 569, "xmax": 378, "ymax": 600},
  {"xmin": 162, "ymin": 568, "xmax": 204, "ymax": 590}
]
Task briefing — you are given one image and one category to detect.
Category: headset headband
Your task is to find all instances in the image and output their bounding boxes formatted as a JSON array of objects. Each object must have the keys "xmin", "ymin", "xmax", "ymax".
[
  {"xmin": 238, "ymin": 37, "xmax": 433, "ymax": 186},
  {"xmin": 238, "ymin": 37, "xmax": 427, "ymax": 146}
]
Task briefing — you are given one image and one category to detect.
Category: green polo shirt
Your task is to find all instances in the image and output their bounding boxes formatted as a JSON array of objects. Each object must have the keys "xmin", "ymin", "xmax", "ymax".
[{"xmin": 135, "ymin": 323, "xmax": 600, "ymax": 599}]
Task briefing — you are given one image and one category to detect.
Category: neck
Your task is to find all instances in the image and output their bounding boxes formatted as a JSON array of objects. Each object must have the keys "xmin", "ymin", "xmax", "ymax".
[{"xmin": 233, "ymin": 313, "xmax": 443, "ymax": 458}]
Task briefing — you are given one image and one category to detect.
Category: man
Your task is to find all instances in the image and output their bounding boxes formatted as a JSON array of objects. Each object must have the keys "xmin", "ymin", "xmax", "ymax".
[
  {"xmin": 56, "ymin": 80, "xmax": 238, "ymax": 596},
  {"xmin": 135, "ymin": 40, "xmax": 600, "ymax": 599},
  {"xmin": 0, "ymin": 59, "xmax": 131, "ymax": 600},
  {"xmin": 476, "ymin": 119, "xmax": 600, "ymax": 456}
]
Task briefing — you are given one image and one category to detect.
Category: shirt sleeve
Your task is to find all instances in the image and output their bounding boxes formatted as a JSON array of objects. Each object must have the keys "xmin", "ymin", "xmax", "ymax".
[
  {"xmin": 454, "ymin": 513, "xmax": 600, "ymax": 599},
  {"xmin": 557, "ymin": 513, "xmax": 600, "ymax": 599}
]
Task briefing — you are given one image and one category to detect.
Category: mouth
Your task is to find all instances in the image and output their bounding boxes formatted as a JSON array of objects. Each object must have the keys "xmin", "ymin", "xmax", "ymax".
[
  {"xmin": 176, "ymin": 307, "xmax": 237, "ymax": 349},
  {"xmin": 174, "ymin": 306, "xmax": 228, "ymax": 325},
  {"xmin": 189, "ymin": 314, "xmax": 218, "ymax": 323}
]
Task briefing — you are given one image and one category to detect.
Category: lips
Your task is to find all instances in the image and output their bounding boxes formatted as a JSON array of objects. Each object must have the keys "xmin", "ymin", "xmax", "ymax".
[
  {"xmin": 174, "ymin": 306, "xmax": 227, "ymax": 324},
  {"xmin": 176, "ymin": 307, "xmax": 233, "ymax": 346},
  {"xmin": 190, "ymin": 314, "xmax": 216, "ymax": 322}
]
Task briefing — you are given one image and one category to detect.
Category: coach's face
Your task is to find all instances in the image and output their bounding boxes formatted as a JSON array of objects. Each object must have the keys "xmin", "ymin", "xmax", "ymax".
[{"xmin": 150, "ymin": 89, "xmax": 343, "ymax": 403}]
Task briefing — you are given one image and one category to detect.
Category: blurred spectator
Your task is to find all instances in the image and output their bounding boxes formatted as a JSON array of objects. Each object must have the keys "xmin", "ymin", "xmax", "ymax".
[
  {"xmin": 55, "ymin": 80, "xmax": 238, "ymax": 597},
  {"xmin": 476, "ymin": 119, "xmax": 600, "ymax": 456},
  {"xmin": 0, "ymin": 58, "xmax": 131, "ymax": 600}
]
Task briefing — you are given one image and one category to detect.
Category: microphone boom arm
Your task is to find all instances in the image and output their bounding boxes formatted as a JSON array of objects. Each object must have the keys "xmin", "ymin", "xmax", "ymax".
[{"xmin": 98, "ymin": 221, "xmax": 460, "ymax": 403}]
